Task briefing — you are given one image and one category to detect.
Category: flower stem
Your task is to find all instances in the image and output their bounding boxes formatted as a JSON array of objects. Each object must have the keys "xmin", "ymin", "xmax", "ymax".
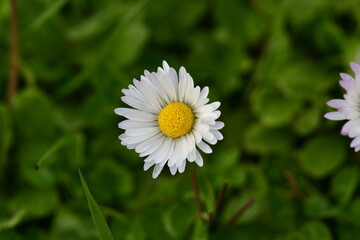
[
  {"xmin": 7, "ymin": 0, "xmax": 20, "ymax": 104},
  {"xmin": 214, "ymin": 182, "xmax": 228, "ymax": 217},
  {"xmin": 227, "ymin": 197, "xmax": 256, "ymax": 225},
  {"xmin": 190, "ymin": 168, "xmax": 203, "ymax": 217}
]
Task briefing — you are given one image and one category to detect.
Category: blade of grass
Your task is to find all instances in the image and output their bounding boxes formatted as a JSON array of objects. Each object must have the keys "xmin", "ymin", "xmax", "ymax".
[
  {"xmin": 28, "ymin": 0, "xmax": 68, "ymax": 32},
  {"xmin": 78, "ymin": 169, "xmax": 115, "ymax": 240},
  {"xmin": 35, "ymin": 138, "xmax": 66, "ymax": 170},
  {"xmin": 59, "ymin": 0, "xmax": 148, "ymax": 96},
  {"xmin": 0, "ymin": 209, "xmax": 26, "ymax": 231}
]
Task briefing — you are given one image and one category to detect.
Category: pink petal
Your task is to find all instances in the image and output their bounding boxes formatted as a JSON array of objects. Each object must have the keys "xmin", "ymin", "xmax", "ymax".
[
  {"xmin": 326, "ymin": 99, "xmax": 346, "ymax": 108},
  {"xmin": 339, "ymin": 73, "xmax": 355, "ymax": 90},
  {"xmin": 355, "ymin": 145, "xmax": 360, "ymax": 152},
  {"xmin": 341, "ymin": 120, "xmax": 355, "ymax": 136},
  {"xmin": 340, "ymin": 73, "xmax": 354, "ymax": 82},
  {"xmin": 350, "ymin": 136, "xmax": 360, "ymax": 148},
  {"xmin": 324, "ymin": 111, "xmax": 346, "ymax": 120},
  {"xmin": 350, "ymin": 62, "xmax": 360, "ymax": 75}
]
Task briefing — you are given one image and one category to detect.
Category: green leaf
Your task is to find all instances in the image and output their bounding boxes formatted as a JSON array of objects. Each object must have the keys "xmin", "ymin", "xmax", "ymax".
[
  {"xmin": 18, "ymin": 143, "xmax": 57, "ymax": 189},
  {"xmin": 52, "ymin": 208, "xmax": 92, "ymax": 239},
  {"xmin": 13, "ymin": 88, "xmax": 55, "ymax": 142},
  {"xmin": 298, "ymin": 134, "xmax": 347, "ymax": 178},
  {"xmin": 300, "ymin": 221, "xmax": 332, "ymax": 240},
  {"xmin": 331, "ymin": 166, "xmax": 359, "ymax": 206},
  {"xmin": 163, "ymin": 204, "xmax": 193, "ymax": 238},
  {"xmin": 266, "ymin": 190, "xmax": 296, "ymax": 230},
  {"xmin": 277, "ymin": 63, "xmax": 334, "ymax": 101},
  {"xmin": 10, "ymin": 189, "xmax": 58, "ymax": 218},
  {"xmin": 345, "ymin": 199, "xmax": 360, "ymax": 226},
  {"xmin": 192, "ymin": 218, "xmax": 208, "ymax": 240},
  {"xmin": 243, "ymin": 124, "xmax": 294, "ymax": 154},
  {"xmin": 293, "ymin": 105, "xmax": 321, "ymax": 135},
  {"xmin": 214, "ymin": 0, "xmax": 266, "ymax": 46},
  {"xmin": 286, "ymin": 0, "xmax": 325, "ymax": 27},
  {"xmin": 78, "ymin": 169, "xmax": 115, "ymax": 240},
  {"xmin": 252, "ymin": 87, "xmax": 301, "ymax": 127},
  {"xmin": 112, "ymin": 20, "xmax": 149, "ymax": 66},
  {"xmin": 89, "ymin": 159, "xmax": 134, "ymax": 203},
  {"xmin": 304, "ymin": 194, "xmax": 339, "ymax": 218}
]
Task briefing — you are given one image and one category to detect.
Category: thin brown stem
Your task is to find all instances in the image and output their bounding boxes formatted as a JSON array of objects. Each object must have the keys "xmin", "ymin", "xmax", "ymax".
[
  {"xmin": 284, "ymin": 170, "xmax": 304, "ymax": 199},
  {"xmin": 227, "ymin": 197, "xmax": 256, "ymax": 226},
  {"xmin": 190, "ymin": 168, "xmax": 203, "ymax": 217},
  {"xmin": 7, "ymin": 0, "xmax": 20, "ymax": 104},
  {"xmin": 214, "ymin": 182, "xmax": 228, "ymax": 217}
]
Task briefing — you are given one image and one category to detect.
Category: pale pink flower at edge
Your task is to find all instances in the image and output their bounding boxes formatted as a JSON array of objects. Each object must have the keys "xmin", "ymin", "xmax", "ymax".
[{"xmin": 324, "ymin": 62, "xmax": 360, "ymax": 151}]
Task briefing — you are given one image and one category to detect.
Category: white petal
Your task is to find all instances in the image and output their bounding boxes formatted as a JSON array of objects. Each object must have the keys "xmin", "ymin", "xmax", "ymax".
[
  {"xmin": 194, "ymin": 97, "xmax": 209, "ymax": 108},
  {"xmin": 191, "ymin": 129, "xmax": 202, "ymax": 143},
  {"xmin": 118, "ymin": 120, "xmax": 157, "ymax": 129},
  {"xmin": 119, "ymin": 133, "xmax": 128, "ymax": 140},
  {"xmin": 130, "ymin": 81, "xmax": 162, "ymax": 111},
  {"xmin": 121, "ymin": 96, "xmax": 158, "ymax": 113},
  {"xmin": 197, "ymin": 141, "xmax": 212, "ymax": 154},
  {"xmin": 170, "ymin": 165, "xmax": 177, "ymax": 175},
  {"xmin": 154, "ymin": 137, "xmax": 172, "ymax": 164},
  {"xmin": 194, "ymin": 123, "xmax": 210, "ymax": 136},
  {"xmin": 195, "ymin": 150, "xmax": 203, "ymax": 167},
  {"xmin": 168, "ymin": 67, "xmax": 179, "ymax": 101},
  {"xmin": 122, "ymin": 133, "xmax": 158, "ymax": 145},
  {"xmin": 150, "ymin": 72, "xmax": 172, "ymax": 105},
  {"xmin": 198, "ymin": 112, "xmax": 218, "ymax": 123},
  {"xmin": 183, "ymin": 73, "xmax": 194, "ymax": 103},
  {"xmin": 135, "ymin": 77, "xmax": 164, "ymax": 109},
  {"xmin": 140, "ymin": 134, "xmax": 166, "ymax": 157},
  {"xmin": 162, "ymin": 60, "xmax": 170, "ymax": 72},
  {"xmin": 152, "ymin": 164, "xmax": 164, "ymax": 178},
  {"xmin": 185, "ymin": 134, "xmax": 196, "ymax": 154},
  {"xmin": 157, "ymin": 70, "xmax": 177, "ymax": 102},
  {"xmin": 178, "ymin": 160, "xmax": 186, "ymax": 173},
  {"xmin": 199, "ymin": 87, "xmax": 209, "ymax": 100},
  {"xmin": 144, "ymin": 160, "xmax": 155, "ymax": 171},
  {"xmin": 188, "ymin": 86, "xmax": 201, "ymax": 107},
  {"xmin": 114, "ymin": 108, "xmax": 157, "ymax": 121},
  {"xmin": 167, "ymin": 138, "xmax": 184, "ymax": 167},
  {"xmin": 178, "ymin": 67, "xmax": 189, "ymax": 102},
  {"xmin": 176, "ymin": 158, "xmax": 184, "ymax": 167},
  {"xmin": 135, "ymin": 133, "xmax": 162, "ymax": 154},
  {"xmin": 203, "ymin": 132, "xmax": 217, "ymax": 145},
  {"xmin": 211, "ymin": 130, "xmax": 223, "ymax": 140},
  {"xmin": 187, "ymin": 148, "xmax": 196, "ymax": 162},
  {"xmin": 211, "ymin": 121, "xmax": 225, "ymax": 130},
  {"xmin": 125, "ymin": 127, "xmax": 160, "ymax": 137}
]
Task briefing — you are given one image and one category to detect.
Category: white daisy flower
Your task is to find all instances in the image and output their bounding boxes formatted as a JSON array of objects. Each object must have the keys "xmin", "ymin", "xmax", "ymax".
[
  {"xmin": 115, "ymin": 61, "xmax": 224, "ymax": 178},
  {"xmin": 324, "ymin": 62, "xmax": 360, "ymax": 151}
]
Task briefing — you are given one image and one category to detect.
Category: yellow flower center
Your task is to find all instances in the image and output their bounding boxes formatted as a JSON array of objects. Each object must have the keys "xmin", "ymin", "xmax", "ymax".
[{"xmin": 158, "ymin": 102, "xmax": 194, "ymax": 138}]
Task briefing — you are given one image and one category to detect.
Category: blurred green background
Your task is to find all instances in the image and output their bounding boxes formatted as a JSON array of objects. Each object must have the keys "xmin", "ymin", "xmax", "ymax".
[{"xmin": 2, "ymin": 0, "xmax": 360, "ymax": 239}]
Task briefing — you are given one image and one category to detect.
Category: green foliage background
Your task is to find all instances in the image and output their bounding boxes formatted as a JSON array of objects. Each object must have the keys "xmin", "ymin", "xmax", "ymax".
[{"xmin": 1, "ymin": 0, "xmax": 360, "ymax": 239}]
